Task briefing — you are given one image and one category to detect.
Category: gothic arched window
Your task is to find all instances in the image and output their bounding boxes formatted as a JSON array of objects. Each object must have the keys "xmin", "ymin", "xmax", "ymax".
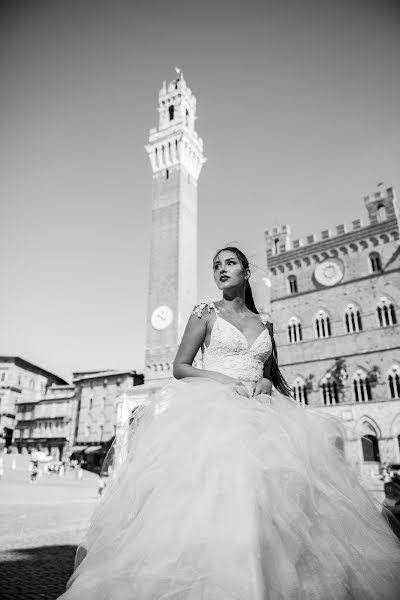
[
  {"xmin": 377, "ymin": 297, "xmax": 397, "ymax": 327},
  {"xmin": 315, "ymin": 310, "xmax": 332, "ymax": 339},
  {"xmin": 288, "ymin": 275, "xmax": 298, "ymax": 294},
  {"xmin": 361, "ymin": 434, "xmax": 380, "ymax": 462},
  {"xmin": 388, "ymin": 366, "xmax": 400, "ymax": 399},
  {"xmin": 320, "ymin": 375, "xmax": 338, "ymax": 405},
  {"xmin": 344, "ymin": 304, "xmax": 362, "ymax": 333},
  {"xmin": 369, "ymin": 252, "xmax": 382, "ymax": 273},
  {"xmin": 353, "ymin": 369, "xmax": 372, "ymax": 402},
  {"xmin": 168, "ymin": 105, "xmax": 174, "ymax": 120},
  {"xmin": 288, "ymin": 317, "xmax": 302, "ymax": 344},
  {"xmin": 293, "ymin": 377, "xmax": 308, "ymax": 405},
  {"xmin": 273, "ymin": 238, "xmax": 279, "ymax": 255}
]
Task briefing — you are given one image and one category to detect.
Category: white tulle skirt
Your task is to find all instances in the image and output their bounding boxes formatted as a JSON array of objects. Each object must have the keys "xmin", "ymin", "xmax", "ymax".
[{"xmin": 59, "ymin": 378, "xmax": 400, "ymax": 600}]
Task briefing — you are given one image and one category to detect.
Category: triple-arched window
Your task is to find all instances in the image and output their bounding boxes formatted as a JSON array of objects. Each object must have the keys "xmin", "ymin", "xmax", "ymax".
[
  {"xmin": 353, "ymin": 369, "xmax": 372, "ymax": 402},
  {"xmin": 292, "ymin": 377, "xmax": 308, "ymax": 405},
  {"xmin": 288, "ymin": 316, "xmax": 302, "ymax": 343},
  {"xmin": 315, "ymin": 310, "xmax": 331, "ymax": 339},
  {"xmin": 377, "ymin": 297, "xmax": 397, "ymax": 327},
  {"xmin": 344, "ymin": 304, "xmax": 362, "ymax": 333},
  {"xmin": 388, "ymin": 366, "xmax": 400, "ymax": 399},
  {"xmin": 369, "ymin": 252, "xmax": 382, "ymax": 273},
  {"xmin": 320, "ymin": 375, "xmax": 338, "ymax": 405}
]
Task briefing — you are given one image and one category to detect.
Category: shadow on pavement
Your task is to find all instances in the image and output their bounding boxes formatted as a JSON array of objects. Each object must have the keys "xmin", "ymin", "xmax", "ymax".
[{"xmin": 0, "ymin": 544, "xmax": 76, "ymax": 600}]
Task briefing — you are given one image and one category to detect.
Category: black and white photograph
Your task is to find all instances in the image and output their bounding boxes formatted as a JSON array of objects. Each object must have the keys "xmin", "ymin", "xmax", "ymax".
[{"xmin": 0, "ymin": 1, "xmax": 400, "ymax": 598}]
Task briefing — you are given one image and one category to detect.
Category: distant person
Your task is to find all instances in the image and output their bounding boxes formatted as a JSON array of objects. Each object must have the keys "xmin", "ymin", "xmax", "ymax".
[
  {"xmin": 30, "ymin": 460, "xmax": 39, "ymax": 484},
  {"xmin": 58, "ymin": 247, "xmax": 400, "ymax": 599}
]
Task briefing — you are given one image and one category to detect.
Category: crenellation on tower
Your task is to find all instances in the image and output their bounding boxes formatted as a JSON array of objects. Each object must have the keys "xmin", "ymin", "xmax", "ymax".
[
  {"xmin": 352, "ymin": 219, "xmax": 362, "ymax": 230},
  {"xmin": 292, "ymin": 239, "xmax": 304, "ymax": 250},
  {"xmin": 306, "ymin": 234, "xmax": 316, "ymax": 245},
  {"xmin": 364, "ymin": 186, "xmax": 399, "ymax": 225},
  {"xmin": 265, "ymin": 225, "xmax": 291, "ymax": 257}
]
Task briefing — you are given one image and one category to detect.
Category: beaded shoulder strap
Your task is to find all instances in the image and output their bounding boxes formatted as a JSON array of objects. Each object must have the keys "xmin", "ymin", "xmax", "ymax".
[
  {"xmin": 260, "ymin": 313, "xmax": 273, "ymax": 334},
  {"xmin": 191, "ymin": 300, "xmax": 220, "ymax": 318}
]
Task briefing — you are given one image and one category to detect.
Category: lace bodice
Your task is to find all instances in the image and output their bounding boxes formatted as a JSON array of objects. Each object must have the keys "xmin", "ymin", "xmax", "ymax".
[{"xmin": 192, "ymin": 301, "xmax": 272, "ymax": 383}]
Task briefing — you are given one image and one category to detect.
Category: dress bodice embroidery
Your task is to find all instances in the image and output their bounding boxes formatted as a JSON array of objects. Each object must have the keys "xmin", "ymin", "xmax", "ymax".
[{"xmin": 192, "ymin": 301, "xmax": 272, "ymax": 383}]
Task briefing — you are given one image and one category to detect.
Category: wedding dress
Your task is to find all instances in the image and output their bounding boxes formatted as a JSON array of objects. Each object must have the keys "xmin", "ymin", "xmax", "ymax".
[{"xmin": 59, "ymin": 302, "xmax": 400, "ymax": 599}]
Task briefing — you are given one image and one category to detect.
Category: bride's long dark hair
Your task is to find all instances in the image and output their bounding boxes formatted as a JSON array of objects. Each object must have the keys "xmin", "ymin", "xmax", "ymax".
[{"xmin": 214, "ymin": 246, "xmax": 292, "ymax": 397}]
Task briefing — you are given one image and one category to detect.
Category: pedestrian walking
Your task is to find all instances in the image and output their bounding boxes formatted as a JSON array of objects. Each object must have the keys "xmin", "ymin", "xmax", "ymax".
[{"xmin": 29, "ymin": 460, "xmax": 39, "ymax": 484}]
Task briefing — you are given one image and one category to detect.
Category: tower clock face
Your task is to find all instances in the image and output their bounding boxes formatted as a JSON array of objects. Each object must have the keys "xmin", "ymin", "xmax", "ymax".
[
  {"xmin": 151, "ymin": 305, "xmax": 173, "ymax": 330},
  {"xmin": 314, "ymin": 259, "xmax": 344, "ymax": 287}
]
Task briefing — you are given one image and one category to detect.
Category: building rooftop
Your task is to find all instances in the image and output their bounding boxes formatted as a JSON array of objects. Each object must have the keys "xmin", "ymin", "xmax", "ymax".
[
  {"xmin": 0, "ymin": 356, "xmax": 69, "ymax": 385},
  {"xmin": 73, "ymin": 369, "xmax": 140, "ymax": 382}
]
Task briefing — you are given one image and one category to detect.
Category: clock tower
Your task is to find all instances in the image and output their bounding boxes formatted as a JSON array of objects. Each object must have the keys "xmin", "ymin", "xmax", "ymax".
[{"xmin": 144, "ymin": 70, "xmax": 206, "ymax": 382}]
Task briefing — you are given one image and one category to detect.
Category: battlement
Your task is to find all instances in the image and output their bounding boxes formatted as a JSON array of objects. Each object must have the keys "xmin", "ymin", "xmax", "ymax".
[
  {"xmin": 363, "ymin": 186, "xmax": 395, "ymax": 207},
  {"xmin": 265, "ymin": 225, "xmax": 291, "ymax": 255},
  {"xmin": 159, "ymin": 70, "xmax": 195, "ymax": 103},
  {"xmin": 363, "ymin": 186, "xmax": 398, "ymax": 224},
  {"xmin": 265, "ymin": 186, "xmax": 398, "ymax": 263}
]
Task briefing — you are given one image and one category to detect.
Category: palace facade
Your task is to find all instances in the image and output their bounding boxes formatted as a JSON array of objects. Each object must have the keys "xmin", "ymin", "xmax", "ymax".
[{"xmin": 266, "ymin": 186, "xmax": 400, "ymax": 482}]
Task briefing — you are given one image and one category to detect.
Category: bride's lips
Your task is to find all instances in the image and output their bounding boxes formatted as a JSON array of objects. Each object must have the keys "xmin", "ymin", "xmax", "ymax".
[{"xmin": 219, "ymin": 276, "xmax": 230, "ymax": 281}]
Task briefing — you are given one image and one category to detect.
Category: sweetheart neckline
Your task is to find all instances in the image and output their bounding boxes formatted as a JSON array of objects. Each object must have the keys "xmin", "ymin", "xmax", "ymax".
[{"xmin": 204, "ymin": 315, "xmax": 268, "ymax": 352}]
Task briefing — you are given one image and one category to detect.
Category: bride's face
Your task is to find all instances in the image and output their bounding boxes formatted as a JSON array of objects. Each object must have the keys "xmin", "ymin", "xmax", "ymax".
[{"xmin": 213, "ymin": 250, "xmax": 247, "ymax": 290}]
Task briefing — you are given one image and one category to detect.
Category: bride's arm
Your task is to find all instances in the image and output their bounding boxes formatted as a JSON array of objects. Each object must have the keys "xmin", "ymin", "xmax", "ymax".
[
  {"xmin": 252, "ymin": 355, "xmax": 273, "ymax": 397},
  {"xmin": 173, "ymin": 313, "xmax": 238, "ymax": 384}
]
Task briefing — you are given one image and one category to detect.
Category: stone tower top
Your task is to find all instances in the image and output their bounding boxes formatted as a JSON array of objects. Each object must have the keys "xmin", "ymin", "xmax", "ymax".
[
  {"xmin": 364, "ymin": 185, "xmax": 399, "ymax": 226},
  {"xmin": 146, "ymin": 69, "xmax": 206, "ymax": 181},
  {"xmin": 265, "ymin": 225, "xmax": 292, "ymax": 256},
  {"xmin": 158, "ymin": 68, "xmax": 197, "ymax": 132}
]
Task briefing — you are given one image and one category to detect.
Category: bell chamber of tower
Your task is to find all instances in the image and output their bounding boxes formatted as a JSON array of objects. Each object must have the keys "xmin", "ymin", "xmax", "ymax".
[
  {"xmin": 146, "ymin": 69, "xmax": 205, "ymax": 182},
  {"xmin": 144, "ymin": 70, "xmax": 206, "ymax": 382}
]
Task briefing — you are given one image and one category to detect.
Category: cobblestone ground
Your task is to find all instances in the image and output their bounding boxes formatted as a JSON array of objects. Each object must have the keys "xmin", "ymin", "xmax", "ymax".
[{"xmin": 0, "ymin": 454, "xmax": 98, "ymax": 600}]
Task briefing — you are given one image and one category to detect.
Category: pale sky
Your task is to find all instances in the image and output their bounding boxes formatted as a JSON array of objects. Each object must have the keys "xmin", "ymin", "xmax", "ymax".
[{"xmin": 1, "ymin": 0, "xmax": 399, "ymax": 381}]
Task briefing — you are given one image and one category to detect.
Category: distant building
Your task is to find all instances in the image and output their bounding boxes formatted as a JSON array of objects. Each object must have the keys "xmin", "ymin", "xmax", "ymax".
[
  {"xmin": 0, "ymin": 356, "xmax": 68, "ymax": 450},
  {"xmin": 14, "ymin": 384, "xmax": 76, "ymax": 460},
  {"xmin": 266, "ymin": 186, "xmax": 400, "ymax": 482},
  {"xmin": 72, "ymin": 369, "xmax": 144, "ymax": 470}
]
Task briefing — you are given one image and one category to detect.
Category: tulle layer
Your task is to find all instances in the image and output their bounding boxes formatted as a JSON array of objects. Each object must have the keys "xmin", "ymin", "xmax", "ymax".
[{"xmin": 60, "ymin": 378, "xmax": 400, "ymax": 600}]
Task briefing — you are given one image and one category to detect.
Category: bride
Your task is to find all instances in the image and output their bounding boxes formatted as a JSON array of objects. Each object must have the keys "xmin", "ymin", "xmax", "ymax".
[{"xmin": 59, "ymin": 247, "xmax": 400, "ymax": 599}]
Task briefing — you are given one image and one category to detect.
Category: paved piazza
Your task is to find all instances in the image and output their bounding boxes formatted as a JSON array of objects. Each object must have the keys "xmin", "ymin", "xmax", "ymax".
[{"xmin": 0, "ymin": 454, "xmax": 98, "ymax": 600}]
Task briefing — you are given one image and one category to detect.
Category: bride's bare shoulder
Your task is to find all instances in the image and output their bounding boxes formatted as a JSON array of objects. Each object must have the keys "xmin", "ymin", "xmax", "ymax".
[{"xmin": 191, "ymin": 300, "xmax": 220, "ymax": 319}]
